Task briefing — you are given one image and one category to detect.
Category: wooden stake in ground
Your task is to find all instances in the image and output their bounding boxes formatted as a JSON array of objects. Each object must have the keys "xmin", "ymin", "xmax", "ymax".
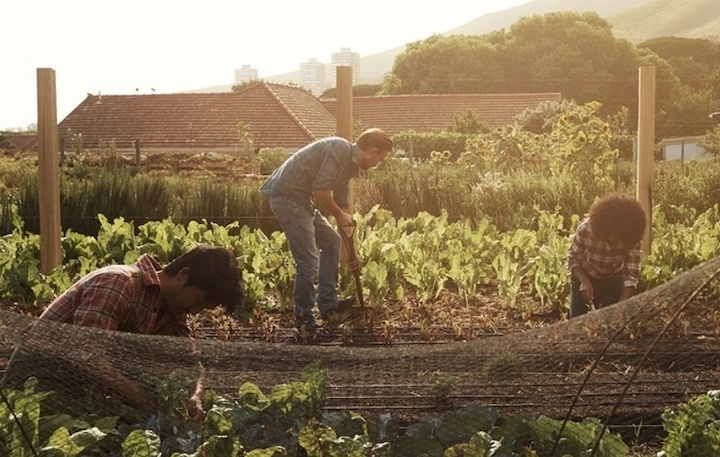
[{"xmin": 37, "ymin": 67, "xmax": 62, "ymax": 274}]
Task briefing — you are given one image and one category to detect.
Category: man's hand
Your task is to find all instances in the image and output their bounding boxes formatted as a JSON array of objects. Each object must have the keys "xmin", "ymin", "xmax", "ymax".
[
  {"xmin": 618, "ymin": 286, "xmax": 634, "ymax": 302},
  {"xmin": 579, "ymin": 278, "xmax": 594, "ymax": 302},
  {"xmin": 347, "ymin": 251, "xmax": 361, "ymax": 272},
  {"xmin": 337, "ymin": 212, "xmax": 354, "ymax": 236}
]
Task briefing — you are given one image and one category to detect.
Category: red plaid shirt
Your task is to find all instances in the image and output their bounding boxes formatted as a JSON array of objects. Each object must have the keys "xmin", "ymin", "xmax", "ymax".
[
  {"xmin": 567, "ymin": 218, "xmax": 642, "ymax": 288},
  {"xmin": 40, "ymin": 254, "xmax": 191, "ymax": 336}
]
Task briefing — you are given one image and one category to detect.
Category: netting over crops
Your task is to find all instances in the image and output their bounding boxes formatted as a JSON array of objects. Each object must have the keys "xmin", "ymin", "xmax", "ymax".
[{"xmin": 2, "ymin": 256, "xmax": 720, "ymax": 456}]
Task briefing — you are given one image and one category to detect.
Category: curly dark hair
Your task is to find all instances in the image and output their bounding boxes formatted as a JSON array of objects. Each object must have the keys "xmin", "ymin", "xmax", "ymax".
[
  {"xmin": 588, "ymin": 194, "xmax": 647, "ymax": 247},
  {"xmin": 164, "ymin": 244, "xmax": 244, "ymax": 314}
]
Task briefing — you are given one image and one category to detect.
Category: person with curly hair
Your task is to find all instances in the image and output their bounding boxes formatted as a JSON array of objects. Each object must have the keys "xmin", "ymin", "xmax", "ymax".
[{"xmin": 567, "ymin": 194, "xmax": 647, "ymax": 318}]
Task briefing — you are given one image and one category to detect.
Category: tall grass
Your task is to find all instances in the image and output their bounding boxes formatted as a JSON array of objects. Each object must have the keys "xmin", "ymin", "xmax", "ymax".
[{"xmin": 1, "ymin": 157, "xmax": 719, "ymax": 235}]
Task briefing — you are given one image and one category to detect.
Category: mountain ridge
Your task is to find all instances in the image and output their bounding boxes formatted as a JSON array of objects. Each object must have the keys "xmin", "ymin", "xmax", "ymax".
[{"xmin": 193, "ymin": 0, "xmax": 718, "ymax": 93}]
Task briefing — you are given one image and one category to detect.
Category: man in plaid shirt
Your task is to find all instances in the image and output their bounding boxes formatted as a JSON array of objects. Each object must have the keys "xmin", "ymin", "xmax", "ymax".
[
  {"xmin": 567, "ymin": 194, "xmax": 646, "ymax": 318},
  {"xmin": 4, "ymin": 244, "xmax": 243, "ymax": 421},
  {"xmin": 40, "ymin": 244, "xmax": 244, "ymax": 335}
]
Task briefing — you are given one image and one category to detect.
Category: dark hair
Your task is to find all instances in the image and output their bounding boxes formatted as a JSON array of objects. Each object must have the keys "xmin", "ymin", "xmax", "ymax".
[
  {"xmin": 589, "ymin": 194, "xmax": 646, "ymax": 247},
  {"xmin": 356, "ymin": 128, "xmax": 393, "ymax": 153},
  {"xmin": 164, "ymin": 244, "xmax": 244, "ymax": 313}
]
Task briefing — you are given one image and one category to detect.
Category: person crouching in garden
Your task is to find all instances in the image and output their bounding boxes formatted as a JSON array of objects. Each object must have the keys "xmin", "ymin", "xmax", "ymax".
[
  {"xmin": 2, "ymin": 244, "xmax": 244, "ymax": 422},
  {"xmin": 567, "ymin": 194, "xmax": 647, "ymax": 318}
]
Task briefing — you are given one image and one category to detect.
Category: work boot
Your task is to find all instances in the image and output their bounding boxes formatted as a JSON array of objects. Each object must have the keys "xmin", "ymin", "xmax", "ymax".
[
  {"xmin": 294, "ymin": 320, "xmax": 318, "ymax": 340},
  {"xmin": 321, "ymin": 296, "xmax": 356, "ymax": 321}
]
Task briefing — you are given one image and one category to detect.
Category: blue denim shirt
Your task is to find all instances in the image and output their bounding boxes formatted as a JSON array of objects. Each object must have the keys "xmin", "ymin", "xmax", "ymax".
[{"xmin": 259, "ymin": 136, "xmax": 360, "ymax": 211}]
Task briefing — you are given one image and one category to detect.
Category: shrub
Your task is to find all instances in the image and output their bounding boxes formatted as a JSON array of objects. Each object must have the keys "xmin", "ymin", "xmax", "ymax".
[{"xmin": 257, "ymin": 147, "xmax": 291, "ymax": 174}]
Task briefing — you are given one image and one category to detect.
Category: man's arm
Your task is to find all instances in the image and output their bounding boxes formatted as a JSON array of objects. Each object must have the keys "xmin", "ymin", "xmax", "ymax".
[
  {"xmin": 619, "ymin": 245, "xmax": 642, "ymax": 302},
  {"xmin": 63, "ymin": 273, "xmax": 137, "ymax": 330},
  {"xmin": 314, "ymin": 190, "xmax": 360, "ymax": 271},
  {"xmin": 313, "ymin": 190, "xmax": 353, "ymax": 229},
  {"xmin": 568, "ymin": 222, "xmax": 594, "ymax": 301},
  {"xmin": 89, "ymin": 360, "xmax": 158, "ymax": 414}
]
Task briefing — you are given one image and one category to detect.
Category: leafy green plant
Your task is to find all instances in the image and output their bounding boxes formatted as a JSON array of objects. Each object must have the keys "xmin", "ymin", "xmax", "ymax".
[
  {"xmin": 660, "ymin": 390, "xmax": 720, "ymax": 457},
  {"xmin": 17, "ymin": 371, "xmax": 720, "ymax": 456},
  {"xmin": 0, "ymin": 378, "xmax": 111, "ymax": 456},
  {"xmin": 481, "ymin": 351, "xmax": 526, "ymax": 379},
  {"xmin": 299, "ymin": 418, "xmax": 390, "ymax": 457}
]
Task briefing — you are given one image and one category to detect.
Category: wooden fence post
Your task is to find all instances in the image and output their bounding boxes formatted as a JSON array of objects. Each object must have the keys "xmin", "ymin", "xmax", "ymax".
[
  {"xmin": 133, "ymin": 139, "xmax": 141, "ymax": 167},
  {"xmin": 636, "ymin": 65, "xmax": 655, "ymax": 255},
  {"xmin": 336, "ymin": 66, "xmax": 353, "ymax": 261},
  {"xmin": 37, "ymin": 68, "xmax": 62, "ymax": 274},
  {"xmin": 336, "ymin": 66, "xmax": 353, "ymax": 142}
]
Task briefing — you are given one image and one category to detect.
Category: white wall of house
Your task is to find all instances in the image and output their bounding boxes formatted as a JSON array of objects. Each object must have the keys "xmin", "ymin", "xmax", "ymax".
[{"xmin": 662, "ymin": 137, "xmax": 712, "ymax": 162}]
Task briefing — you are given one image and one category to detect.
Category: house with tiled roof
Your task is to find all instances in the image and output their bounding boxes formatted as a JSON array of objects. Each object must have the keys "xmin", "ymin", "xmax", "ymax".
[
  {"xmin": 57, "ymin": 82, "xmax": 562, "ymax": 153},
  {"xmin": 0, "ymin": 133, "xmax": 38, "ymax": 153},
  {"xmin": 58, "ymin": 83, "xmax": 337, "ymax": 153},
  {"xmin": 320, "ymin": 93, "xmax": 563, "ymax": 134}
]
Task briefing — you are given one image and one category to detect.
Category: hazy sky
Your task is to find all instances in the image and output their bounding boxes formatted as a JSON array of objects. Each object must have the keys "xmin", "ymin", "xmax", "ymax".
[{"xmin": 2, "ymin": 0, "xmax": 530, "ymax": 130}]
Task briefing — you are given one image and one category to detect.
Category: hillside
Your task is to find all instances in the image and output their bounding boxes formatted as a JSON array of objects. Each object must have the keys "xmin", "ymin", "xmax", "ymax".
[
  {"xmin": 194, "ymin": 0, "xmax": 720, "ymax": 92},
  {"xmin": 608, "ymin": 0, "xmax": 720, "ymax": 42}
]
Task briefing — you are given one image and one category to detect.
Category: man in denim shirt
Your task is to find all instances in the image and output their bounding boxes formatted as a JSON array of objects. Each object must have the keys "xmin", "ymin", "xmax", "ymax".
[{"xmin": 260, "ymin": 128, "xmax": 393, "ymax": 334}]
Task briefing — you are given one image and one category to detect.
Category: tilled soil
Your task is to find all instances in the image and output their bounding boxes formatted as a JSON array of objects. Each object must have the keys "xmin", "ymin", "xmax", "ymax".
[{"xmin": 195, "ymin": 323, "xmax": 720, "ymax": 449}]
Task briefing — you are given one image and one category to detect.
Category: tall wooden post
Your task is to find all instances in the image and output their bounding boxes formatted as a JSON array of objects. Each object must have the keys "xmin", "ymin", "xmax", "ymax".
[
  {"xmin": 336, "ymin": 66, "xmax": 353, "ymax": 141},
  {"xmin": 636, "ymin": 66, "xmax": 655, "ymax": 254},
  {"xmin": 37, "ymin": 68, "xmax": 62, "ymax": 274},
  {"xmin": 336, "ymin": 66, "xmax": 354, "ymax": 261},
  {"xmin": 133, "ymin": 139, "xmax": 141, "ymax": 167}
]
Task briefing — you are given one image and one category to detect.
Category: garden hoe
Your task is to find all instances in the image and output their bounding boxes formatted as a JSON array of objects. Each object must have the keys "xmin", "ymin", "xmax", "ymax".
[{"xmin": 338, "ymin": 221, "xmax": 364, "ymax": 309}]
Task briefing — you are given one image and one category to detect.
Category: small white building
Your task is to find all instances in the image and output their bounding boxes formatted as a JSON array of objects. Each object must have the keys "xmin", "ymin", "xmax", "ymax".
[
  {"xmin": 299, "ymin": 58, "xmax": 326, "ymax": 96},
  {"xmin": 661, "ymin": 136, "xmax": 712, "ymax": 162},
  {"xmin": 234, "ymin": 65, "xmax": 259, "ymax": 84}
]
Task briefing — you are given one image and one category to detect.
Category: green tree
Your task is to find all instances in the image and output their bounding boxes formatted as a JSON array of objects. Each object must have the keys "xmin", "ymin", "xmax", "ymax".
[
  {"xmin": 232, "ymin": 80, "xmax": 263, "ymax": 92},
  {"xmin": 640, "ymin": 36, "xmax": 720, "ymax": 91},
  {"xmin": 381, "ymin": 11, "xmax": 699, "ymax": 138},
  {"xmin": 320, "ymin": 83, "xmax": 382, "ymax": 99},
  {"xmin": 501, "ymin": 12, "xmax": 637, "ymax": 114},
  {"xmin": 384, "ymin": 34, "xmax": 504, "ymax": 94},
  {"xmin": 698, "ymin": 124, "xmax": 720, "ymax": 157},
  {"xmin": 639, "ymin": 36, "xmax": 720, "ymax": 134}
]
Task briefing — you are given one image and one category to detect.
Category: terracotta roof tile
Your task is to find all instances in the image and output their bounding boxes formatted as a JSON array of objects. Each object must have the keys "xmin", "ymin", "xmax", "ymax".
[
  {"xmin": 1, "ymin": 133, "xmax": 38, "ymax": 152},
  {"xmin": 57, "ymin": 83, "xmax": 562, "ymax": 152},
  {"xmin": 58, "ymin": 83, "xmax": 336, "ymax": 151},
  {"xmin": 321, "ymin": 93, "xmax": 563, "ymax": 134}
]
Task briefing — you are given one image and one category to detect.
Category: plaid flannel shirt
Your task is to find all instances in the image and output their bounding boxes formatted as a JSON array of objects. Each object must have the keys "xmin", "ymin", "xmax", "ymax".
[
  {"xmin": 40, "ymin": 254, "xmax": 190, "ymax": 336},
  {"xmin": 567, "ymin": 218, "xmax": 642, "ymax": 289}
]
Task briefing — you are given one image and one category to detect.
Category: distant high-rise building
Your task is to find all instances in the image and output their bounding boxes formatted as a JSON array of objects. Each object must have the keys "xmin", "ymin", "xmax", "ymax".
[
  {"xmin": 299, "ymin": 58, "xmax": 326, "ymax": 96},
  {"xmin": 235, "ymin": 64, "xmax": 259, "ymax": 84},
  {"xmin": 330, "ymin": 47, "xmax": 360, "ymax": 87}
]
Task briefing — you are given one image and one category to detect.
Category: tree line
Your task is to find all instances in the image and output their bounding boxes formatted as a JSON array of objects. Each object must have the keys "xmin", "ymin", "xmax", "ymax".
[{"xmin": 321, "ymin": 11, "xmax": 720, "ymax": 140}]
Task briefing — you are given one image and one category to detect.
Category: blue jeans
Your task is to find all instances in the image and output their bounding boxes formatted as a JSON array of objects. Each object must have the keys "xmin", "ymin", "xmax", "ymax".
[{"xmin": 269, "ymin": 196, "xmax": 341, "ymax": 326}]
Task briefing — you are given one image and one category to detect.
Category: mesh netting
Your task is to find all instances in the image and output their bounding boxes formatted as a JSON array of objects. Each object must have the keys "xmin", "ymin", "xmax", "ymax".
[{"xmin": 2, "ymin": 255, "xmax": 720, "ymax": 455}]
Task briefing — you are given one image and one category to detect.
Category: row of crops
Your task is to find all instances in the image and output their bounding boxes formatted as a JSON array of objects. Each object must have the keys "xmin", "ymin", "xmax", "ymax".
[{"xmin": 1, "ymin": 201, "xmax": 719, "ymax": 321}]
